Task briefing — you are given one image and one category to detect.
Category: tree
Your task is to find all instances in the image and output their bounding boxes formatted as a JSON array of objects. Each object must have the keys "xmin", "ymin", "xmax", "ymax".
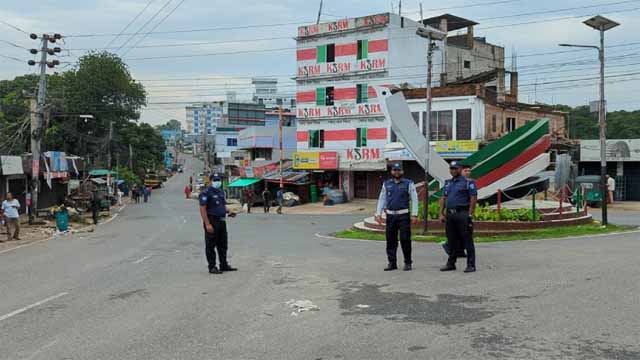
[
  {"xmin": 0, "ymin": 52, "xmax": 166, "ymax": 173},
  {"xmin": 156, "ymin": 119, "xmax": 182, "ymax": 132}
]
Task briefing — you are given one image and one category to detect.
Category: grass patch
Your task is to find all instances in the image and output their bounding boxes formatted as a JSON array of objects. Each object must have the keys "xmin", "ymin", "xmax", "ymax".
[{"xmin": 334, "ymin": 223, "xmax": 636, "ymax": 243}]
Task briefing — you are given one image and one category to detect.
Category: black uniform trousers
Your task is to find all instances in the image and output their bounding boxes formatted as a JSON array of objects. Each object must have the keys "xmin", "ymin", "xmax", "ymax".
[
  {"xmin": 385, "ymin": 213, "xmax": 412, "ymax": 265},
  {"xmin": 445, "ymin": 211, "xmax": 476, "ymax": 267},
  {"xmin": 204, "ymin": 215, "xmax": 228, "ymax": 270}
]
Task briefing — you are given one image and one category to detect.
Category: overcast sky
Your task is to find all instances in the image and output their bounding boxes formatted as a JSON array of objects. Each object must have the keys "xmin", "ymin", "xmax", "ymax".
[{"xmin": 1, "ymin": 0, "xmax": 639, "ymax": 126}]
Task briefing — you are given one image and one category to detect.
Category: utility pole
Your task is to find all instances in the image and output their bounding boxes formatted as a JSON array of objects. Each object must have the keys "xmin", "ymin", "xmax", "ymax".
[
  {"xmin": 316, "ymin": 0, "xmax": 323, "ymax": 24},
  {"xmin": 279, "ymin": 106, "xmax": 284, "ymax": 190},
  {"xmin": 202, "ymin": 126, "xmax": 208, "ymax": 173},
  {"xmin": 107, "ymin": 120, "xmax": 113, "ymax": 169},
  {"xmin": 27, "ymin": 32, "xmax": 62, "ymax": 220},
  {"xmin": 129, "ymin": 143, "xmax": 134, "ymax": 170},
  {"xmin": 423, "ymin": 35, "xmax": 433, "ymax": 234},
  {"xmin": 416, "ymin": 26, "xmax": 446, "ymax": 234}
]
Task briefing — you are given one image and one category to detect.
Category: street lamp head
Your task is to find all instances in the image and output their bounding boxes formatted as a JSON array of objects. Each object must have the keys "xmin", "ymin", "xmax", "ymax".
[
  {"xmin": 416, "ymin": 26, "xmax": 446, "ymax": 41},
  {"xmin": 583, "ymin": 15, "xmax": 620, "ymax": 31}
]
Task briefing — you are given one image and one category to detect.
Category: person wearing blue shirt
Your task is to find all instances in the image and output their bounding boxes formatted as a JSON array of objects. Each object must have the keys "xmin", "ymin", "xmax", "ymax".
[
  {"xmin": 439, "ymin": 161, "xmax": 478, "ymax": 273},
  {"xmin": 199, "ymin": 173, "xmax": 237, "ymax": 274},
  {"xmin": 375, "ymin": 163, "xmax": 419, "ymax": 271}
]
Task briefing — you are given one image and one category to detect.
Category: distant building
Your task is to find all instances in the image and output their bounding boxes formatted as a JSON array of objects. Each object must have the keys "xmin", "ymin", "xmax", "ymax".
[
  {"xmin": 185, "ymin": 103, "xmax": 222, "ymax": 135},
  {"xmin": 252, "ymin": 77, "xmax": 295, "ymax": 110},
  {"xmin": 214, "ymin": 127, "xmax": 240, "ymax": 166},
  {"xmin": 221, "ymin": 102, "xmax": 267, "ymax": 127},
  {"xmin": 265, "ymin": 110, "xmax": 296, "ymax": 127}
]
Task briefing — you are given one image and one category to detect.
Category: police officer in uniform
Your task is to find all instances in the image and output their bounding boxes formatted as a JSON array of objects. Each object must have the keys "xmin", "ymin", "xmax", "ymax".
[
  {"xmin": 439, "ymin": 161, "xmax": 478, "ymax": 273},
  {"xmin": 442, "ymin": 164, "xmax": 476, "ymax": 257},
  {"xmin": 199, "ymin": 173, "xmax": 237, "ymax": 274},
  {"xmin": 375, "ymin": 163, "xmax": 419, "ymax": 271}
]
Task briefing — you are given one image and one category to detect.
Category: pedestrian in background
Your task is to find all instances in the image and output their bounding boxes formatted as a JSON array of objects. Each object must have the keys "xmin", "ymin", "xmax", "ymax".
[
  {"xmin": 90, "ymin": 190, "xmax": 100, "ymax": 225},
  {"xmin": 606, "ymin": 175, "xmax": 615, "ymax": 204},
  {"xmin": 262, "ymin": 188, "xmax": 271, "ymax": 213},
  {"xmin": 243, "ymin": 187, "xmax": 253, "ymax": 213},
  {"xmin": 439, "ymin": 161, "xmax": 477, "ymax": 273},
  {"xmin": 143, "ymin": 186, "xmax": 150, "ymax": 203},
  {"xmin": 185, "ymin": 184, "xmax": 192, "ymax": 199},
  {"xmin": 199, "ymin": 173, "xmax": 238, "ymax": 274},
  {"xmin": 375, "ymin": 163, "xmax": 419, "ymax": 271},
  {"xmin": 276, "ymin": 187, "xmax": 284, "ymax": 214},
  {"xmin": 2, "ymin": 192, "xmax": 21, "ymax": 241}
]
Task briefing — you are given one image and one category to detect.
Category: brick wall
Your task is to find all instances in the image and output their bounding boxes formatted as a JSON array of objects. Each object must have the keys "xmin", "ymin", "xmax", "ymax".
[{"xmin": 484, "ymin": 103, "xmax": 566, "ymax": 140}]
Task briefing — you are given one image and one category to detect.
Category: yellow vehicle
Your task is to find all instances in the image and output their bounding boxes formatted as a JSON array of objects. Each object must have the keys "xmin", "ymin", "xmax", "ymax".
[{"xmin": 144, "ymin": 173, "xmax": 163, "ymax": 189}]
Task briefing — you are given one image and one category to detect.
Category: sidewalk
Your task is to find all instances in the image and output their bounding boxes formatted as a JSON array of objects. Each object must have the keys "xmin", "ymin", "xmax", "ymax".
[
  {"xmin": 277, "ymin": 199, "xmax": 377, "ymax": 215},
  {"xmin": 0, "ymin": 198, "xmax": 130, "ymax": 253},
  {"xmin": 607, "ymin": 201, "xmax": 640, "ymax": 212}
]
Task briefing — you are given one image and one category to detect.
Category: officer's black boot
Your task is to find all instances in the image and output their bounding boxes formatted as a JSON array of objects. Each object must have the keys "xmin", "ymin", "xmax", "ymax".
[
  {"xmin": 209, "ymin": 266, "xmax": 222, "ymax": 274},
  {"xmin": 403, "ymin": 263, "xmax": 412, "ymax": 271},
  {"xmin": 384, "ymin": 263, "xmax": 398, "ymax": 271},
  {"xmin": 220, "ymin": 264, "xmax": 238, "ymax": 272},
  {"xmin": 440, "ymin": 260, "xmax": 456, "ymax": 271}
]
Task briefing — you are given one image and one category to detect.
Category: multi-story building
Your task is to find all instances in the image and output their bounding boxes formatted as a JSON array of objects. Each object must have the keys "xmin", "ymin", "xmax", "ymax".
[
  {"xmin": 295, "ymin": 13, "xmax": 509, "ymax": 199},
  {"xmin": 185, "ymin": 102, "xmax": 223, "ymax": 135},
  {"xmin": 294, "ymin": 13, "xmax": 443, "ymax": 199},
  {"xmin": 214, "ymin": 127, "xmax": 240, "ymax": 166},
  {"xmin": 252, "ymin": 77, "xmax": 296, "ymax": 110},
  {"xmin": 221, "ymin": 102, "xmax": 267, "ymax": 128}
]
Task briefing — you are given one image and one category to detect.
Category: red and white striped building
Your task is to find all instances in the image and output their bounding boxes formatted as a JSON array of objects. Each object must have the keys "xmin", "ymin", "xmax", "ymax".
[{"xmin": 295, "ymin": 13, "xmax": 442, "ymax": 199}]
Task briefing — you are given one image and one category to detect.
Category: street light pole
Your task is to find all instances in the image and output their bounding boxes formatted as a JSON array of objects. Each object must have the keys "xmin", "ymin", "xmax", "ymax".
[
  {"xmin": 416, "ymin": 25, "xmax": 446, "ymax": 234},
  {"xmin": 423, "ymin": 34, "xmax": 433, "ymax": 234},
  {"xmin": 598, "ymin": 25, "xmax": 608, "ymax": 226},
  {"xmin": 559, "ymin": 15, "xmax": 619, "ymax": 226}
]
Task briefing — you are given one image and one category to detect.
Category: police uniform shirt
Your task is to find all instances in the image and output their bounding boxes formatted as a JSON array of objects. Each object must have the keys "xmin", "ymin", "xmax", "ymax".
[
  {"xmin": 376, "ymin": 178, "xmax": 419, "ymax": 216},
  {"xmin": 443, "ymin": 176, "xmax": 478, "ymax": 209},
  {"xmin": 199, "ymin": 186, "xmax": 227, "ymax": 218}
]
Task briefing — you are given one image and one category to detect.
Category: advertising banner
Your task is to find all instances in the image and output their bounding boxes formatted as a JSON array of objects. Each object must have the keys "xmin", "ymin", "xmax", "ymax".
[
  {"xmin": 293, "ymin": 152, "xmax": 338, "ymax": 170},
  {"xmin": 0, "ymin": 156, "xmax": 24, "ymax": 175},
  {"xmin": 580, "ymin": 139, "xmax": 640, "ymax": 162},
  {"xmin": 435, "ymin": 140, "xmax": 479, "ymax": 158}
]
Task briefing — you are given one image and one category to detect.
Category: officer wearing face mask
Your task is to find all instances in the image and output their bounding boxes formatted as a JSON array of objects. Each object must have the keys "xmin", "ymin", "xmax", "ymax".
[{"xmin": 199, "ymin": 173, "xmax": 237, "ymax": 274}]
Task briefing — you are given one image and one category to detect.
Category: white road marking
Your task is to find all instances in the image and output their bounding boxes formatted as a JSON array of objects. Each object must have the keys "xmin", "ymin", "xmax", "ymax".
[
  {"xmin": 0, "ymin": 238, "xmax": 51, "ymax": 255},
  {"xmin": 0, "ymin": 292, "xmax": 68, "ymax": 322},
  {"xmin": 99, "ymin": 213, "xmax": 119, "ymax": 226},
  {"xmin": 133, "ymin": 255, "xmax": 151, "ymax": 264},
  {"xmin": 26, "ymin": 339, "xmax": 58, "ymax": 360}
]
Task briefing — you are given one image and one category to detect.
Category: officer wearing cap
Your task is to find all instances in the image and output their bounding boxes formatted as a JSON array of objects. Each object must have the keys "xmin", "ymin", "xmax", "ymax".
[
  {"xmin": 375, "ymin": 163, "xmax": 419, "ymax": 271},
  {"xmin": 439, "ymin": 161, "xmax": 478, "ymax": 273},
  {"xmin": 442, "ymin": 164, "xmax": 476, "ymax": 257},
  {"xmin": 199, "ymin": 173, "xmax": 237, "ymax": 274}
]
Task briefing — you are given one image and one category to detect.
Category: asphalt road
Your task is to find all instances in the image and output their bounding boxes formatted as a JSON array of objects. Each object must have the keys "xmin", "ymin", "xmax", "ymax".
[{"xmin": 1, "ymin": 156, "xmax": 640, "ymax": 360}]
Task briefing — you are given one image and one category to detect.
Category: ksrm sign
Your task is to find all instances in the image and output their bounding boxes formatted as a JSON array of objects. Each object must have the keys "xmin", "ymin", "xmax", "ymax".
[{"xmin": 581, "ymin": 139, "xmax": 640, "ymax": 162}]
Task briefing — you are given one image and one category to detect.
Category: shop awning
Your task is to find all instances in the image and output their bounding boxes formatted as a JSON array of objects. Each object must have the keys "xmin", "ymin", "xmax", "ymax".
[
  {"xmin": 89, "ymin": 169, "xmax": 117, "ymax": 176},
  {"xmin": 228, "ymin": 178, "xmax": 262, "ymax": 187}
]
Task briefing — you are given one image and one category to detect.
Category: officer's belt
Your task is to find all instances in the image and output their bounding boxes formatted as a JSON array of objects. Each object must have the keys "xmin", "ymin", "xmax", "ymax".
[
  {"xmin": 385, "ymin": 209, "xmax": 409, "ymax": 215},
  {"xmin": 446, "ymin": 207, "xmax": 469, "ymax": 214}
]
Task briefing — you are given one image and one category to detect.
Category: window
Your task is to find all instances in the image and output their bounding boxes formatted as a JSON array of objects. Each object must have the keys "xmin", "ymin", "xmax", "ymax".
[
  {"xmin": 308, "ymin": 129, "xmax": 325, "ymax": 148},
  {"xmin": 429, "ymin": 110, "xmax": 453, "ymax": 141},
  {"xmin": 492, "ymin": 114, "xmax": 497, "ymax": 132},
  {"xmin": 356, "ymin": 84, "xmax": 368, "ymax": 104},
  {"xmin": 317, "ymin": 43, "xmax": 335, "ymax": 63},
  {"xmin": 316, "ymin": 87, "xmax": 334, "ymax": 106},
  {"xmin": 411, "ymin": 112, "xmax": 420, "ymax": 127},
  {"xmin": 227, "ymin": 138, "xmax": 237, "ymax": 147},
  {"xmin": 391, "ymin": 129, "xmax": 397, "ymax": 142},
  {"xmin": 464, "ymin": 60, "xmax": 471, "ymax": 69},
  {"xmin": 356, "ymin": 128, "xmax": 367, "ymax": 147},
  {"xmin": 357, "ymin": 40, "xmax": 368, "ymax": 60},
  {"xmin": 506, "ymin": 117, "xmax": 516, "ymax": 132},
  {"xmin": 456, "ymin": 109, "xmax": 472, "ymax": 140}
]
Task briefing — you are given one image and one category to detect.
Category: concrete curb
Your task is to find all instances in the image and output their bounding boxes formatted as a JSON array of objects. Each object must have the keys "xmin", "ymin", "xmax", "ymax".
[{"xmin": 315, "ymin": 227, "xmax": 640, "ymax": 245}]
